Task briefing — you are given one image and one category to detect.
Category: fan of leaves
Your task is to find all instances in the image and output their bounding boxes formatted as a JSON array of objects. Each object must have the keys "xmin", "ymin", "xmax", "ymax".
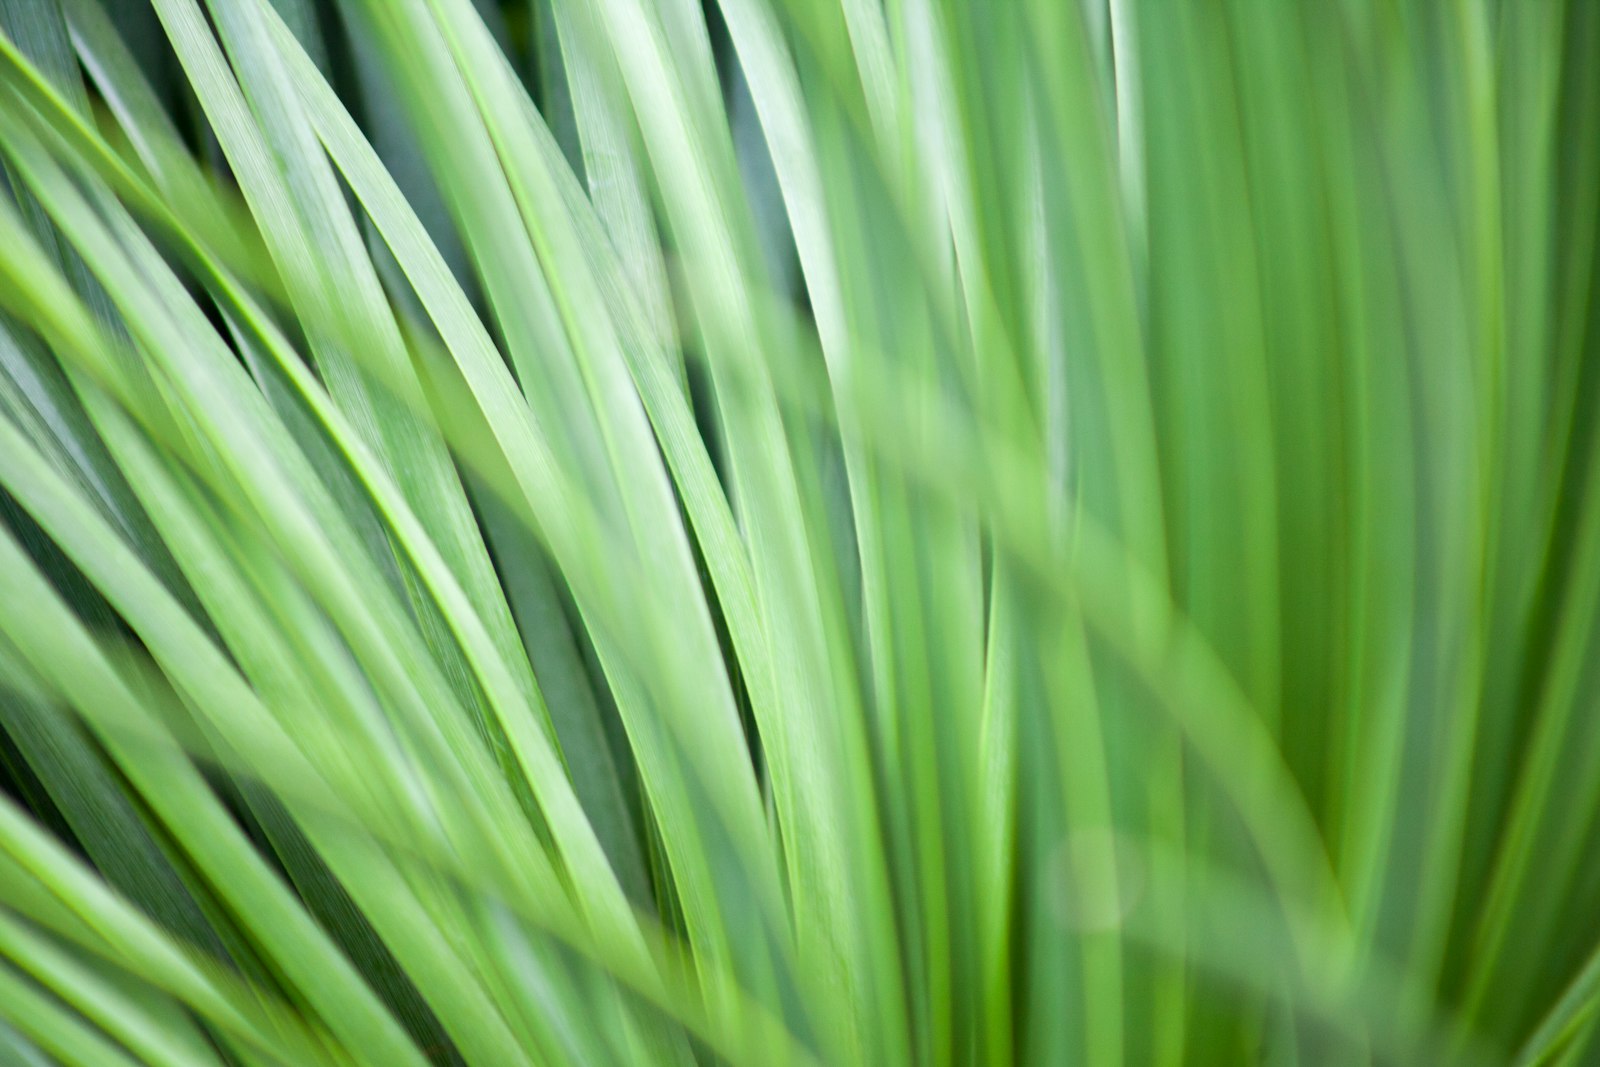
[{"xmin": 0, "ymin": 0, "xmax": 1597, "ymax": 1064}]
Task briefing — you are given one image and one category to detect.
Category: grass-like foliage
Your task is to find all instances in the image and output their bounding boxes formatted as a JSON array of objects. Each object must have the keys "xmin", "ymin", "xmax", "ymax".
[{"xmin": 0, "ymin": 0, "xmax": 1596, "ymax": 1063}]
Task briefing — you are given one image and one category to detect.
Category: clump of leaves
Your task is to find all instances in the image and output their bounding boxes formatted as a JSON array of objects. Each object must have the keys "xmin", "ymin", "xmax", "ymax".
[{"xmin": 0, "ymin": 0, "xmax": 1597, "ymax": 1063}]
